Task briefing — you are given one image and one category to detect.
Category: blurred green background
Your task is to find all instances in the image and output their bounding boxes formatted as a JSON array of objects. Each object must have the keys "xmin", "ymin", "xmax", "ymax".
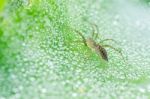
[{"xmin": 0, "ymin": 0, "xmax": 150, "ymax": 99}]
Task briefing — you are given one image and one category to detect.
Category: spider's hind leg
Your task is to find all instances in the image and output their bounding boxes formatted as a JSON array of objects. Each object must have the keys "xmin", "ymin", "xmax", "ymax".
[
  {"xmin": 102, "ymin": 44, "xmax": 125, "ymax": 62},
  {"xmin": 100, "ymin": 39, "xmax": 119, "ymax": 45}
]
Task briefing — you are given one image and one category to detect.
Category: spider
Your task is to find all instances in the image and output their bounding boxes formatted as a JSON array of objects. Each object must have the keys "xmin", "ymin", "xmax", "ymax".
[{"xmin": 74, "ymin": 23, "xmax": 125, "ymax": 62}]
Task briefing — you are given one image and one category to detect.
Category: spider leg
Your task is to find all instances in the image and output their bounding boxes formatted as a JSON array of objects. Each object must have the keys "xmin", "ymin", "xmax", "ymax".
[
  {"xmin": 74, "ymin": 29, "xmax": 87, "ymax": 46},
  {"xmin": 102, "ymin": 45, "xmax": 125, "ymax": 62},
  {"xmin": 88, "ymin": 22, "xmax": 99, "ymax": 40},
  {"xmin": 93, "ymin": 24, "xmax": 99, "ymax": 39},
  {"xmin": 91, "ymin": 25, "xmax": 95, "ymax": 39},
  {"xmin": 100, "ymin": 39, "xmax": 119, "ymax": 44}
]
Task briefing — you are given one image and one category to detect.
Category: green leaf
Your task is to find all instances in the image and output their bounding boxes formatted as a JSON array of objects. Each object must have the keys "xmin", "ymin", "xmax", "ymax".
[{"xmin": 0, "ymin": 0, "xmax": 150, "ymax": 98}]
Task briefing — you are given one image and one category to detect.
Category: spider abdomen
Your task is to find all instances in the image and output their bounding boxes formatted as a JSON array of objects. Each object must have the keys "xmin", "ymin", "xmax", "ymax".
[{"xmin": 96, "ymin": 45, "xmax": 108, "ymax": 61}]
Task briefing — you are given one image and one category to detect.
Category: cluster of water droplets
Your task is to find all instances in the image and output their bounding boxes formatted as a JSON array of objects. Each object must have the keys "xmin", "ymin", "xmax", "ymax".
[{"xmin": 0, "ymin": 0, "xmax": 150, "ymax": 99}]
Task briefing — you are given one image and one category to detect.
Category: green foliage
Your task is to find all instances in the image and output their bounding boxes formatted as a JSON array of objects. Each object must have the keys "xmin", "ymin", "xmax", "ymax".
[
  {"xmin": 0, "ymin": 0, "xmax": 6, "ymax": 12},
  {"xmin": 0, "ymin": 0, "xmax": 150, "ymax": 99}
]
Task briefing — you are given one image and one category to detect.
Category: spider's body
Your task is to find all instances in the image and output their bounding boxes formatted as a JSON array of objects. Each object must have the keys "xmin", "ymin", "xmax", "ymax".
[
  {"xmin": 74, "ymin": 23, "xmax": 124, "ymax": 62},
  {"xmin": 86, "ymin": 38, "xmax": 108, "ymax": 61}
]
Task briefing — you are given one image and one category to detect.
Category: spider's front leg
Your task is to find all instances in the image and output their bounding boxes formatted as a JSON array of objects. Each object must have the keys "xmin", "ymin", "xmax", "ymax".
[
  {"xmin": 74, "ymin": 29, "xmax": 87, "ymax": 46},
  {"xmin": 89, "ymin": 23, "xmax": 100, "ymax": 40},
  {"xmin": 102, "ymin": 44, "xmax": 125, "ymax": 62}
]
